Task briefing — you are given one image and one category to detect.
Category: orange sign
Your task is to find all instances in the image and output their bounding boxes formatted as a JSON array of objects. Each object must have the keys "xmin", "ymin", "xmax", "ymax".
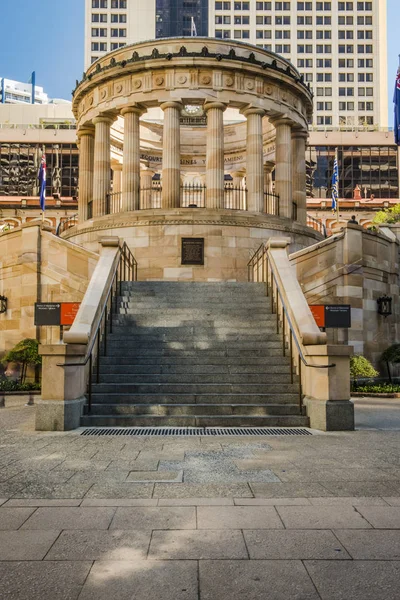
[
  {"xmin": 60, "ymin": 302, "xmax": 80, "ymax": 326},
  {"xmin": 309, "ymin": 305, "xmax": 325, "ymax": 328}
]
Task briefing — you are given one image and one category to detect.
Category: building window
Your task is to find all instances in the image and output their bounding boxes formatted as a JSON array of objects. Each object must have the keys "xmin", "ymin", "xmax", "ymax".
[{"xmin": 92, "ymin": 0, "xmax": 108, "ymax": 7}]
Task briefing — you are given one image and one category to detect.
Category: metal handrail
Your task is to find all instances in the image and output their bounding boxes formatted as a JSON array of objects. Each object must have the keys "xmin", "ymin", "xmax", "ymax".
[
  {"xmin": 307, "ymin": 214, "xmax": 327, "ymax": 238},
  {"xmin": 247, "ymin": 243, "xmax": 335, "ymax": 412},
  {"xmin": 57, "ymin": 242, "xmax": 137, "ymax": 412}
]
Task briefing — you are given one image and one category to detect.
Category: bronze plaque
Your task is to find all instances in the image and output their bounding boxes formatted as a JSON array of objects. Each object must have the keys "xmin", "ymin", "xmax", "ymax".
[{"xmin": 181, "ymin": 238, "xmax": 204, "ymax": 265}]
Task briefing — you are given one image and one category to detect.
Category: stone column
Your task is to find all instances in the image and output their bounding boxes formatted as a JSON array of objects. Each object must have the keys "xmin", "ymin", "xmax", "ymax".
[
  {"xmin": 263, "ymin": 161, "xmax": 275, "ymax": 194},
  {"xmin": 140, "ymin": 168, "xmax": 156, "ymax": 209},
  {"xmin": 121, "ymin": 105, "xmax": 144, "ymax": 212},
  {"xmin": 160, "ymin": 101, "xmax": 182, "ymax": 209},
  {"xmin": 77, "ymin": 125, "xmax": 95, "ymax": 222},
  {"xmin": 92, "ymin": 114, "xmax": 115, "ymax": 217},
  {"xmin": 228, "ymin": 170, "xmax": 246, "ymax": 210},
  {"xmin": 242, "ymin": 107, "xmax": 265, "ymax": 213},
  {"xmin": 291, "ymin": 128, "xmax": 308, "ymax": 225},
  {"xmin": 111, "ymin": 163, "xmax": 122, "ymax": 194},
  {"xmin": 270, "ymin": 117, "xmax": 293, "ymax": 219},
  {"xmin": 204, "ymin": 102, "xmax": 227, "ymax": 210}
]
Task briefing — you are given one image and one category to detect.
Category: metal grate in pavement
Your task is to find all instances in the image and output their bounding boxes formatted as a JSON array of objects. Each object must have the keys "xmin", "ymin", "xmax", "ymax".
[{"xmin": 80, "ymin": 427, "xmax": 313, "ymax": 436}]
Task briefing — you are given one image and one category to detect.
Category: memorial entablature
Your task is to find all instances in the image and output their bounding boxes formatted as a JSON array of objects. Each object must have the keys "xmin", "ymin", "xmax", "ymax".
[{"xmin": 68, "ymin": 38, "xmax": 320, "ymax": 280}]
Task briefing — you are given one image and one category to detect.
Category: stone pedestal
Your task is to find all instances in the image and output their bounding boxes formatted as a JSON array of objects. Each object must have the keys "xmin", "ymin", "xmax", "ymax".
[
  {"xmin": 228, "ymin": 169, "xmax": 246, "ymax": 210},
  {"xmin": 161, "ymin": 102, "xmax": 182, "ymax": 209},
  {"xmin": 263, "ymin": 161, "xmax": 274, "ymax": 194},
  {"xmin": 121, "ymin": 105, "xmax": 144, "ymax": 211},
  {"xmin": 271, "ymin": 117, "xmax": 293, "ymax": 219},
  {"xmin": 92, "ymin": 115, "xmax": 115, "ymax": 217},
  {"xmin": 243, "ymin": 107, "xmax": 265, "ymax": 213},
  {"xmin": 77, "ymin": 126, "xmax": 95, "ymax": 222},
  {"xmin": 292, "ymin": 129, "xmax": 308, "ymax": 225},
  {"xmin": 140, "ymin": 168, "xmax": 156, "ymax": 209},
  {"xmin": 204, "ymin": 102, "xmax": 226, "ymax": 210}
]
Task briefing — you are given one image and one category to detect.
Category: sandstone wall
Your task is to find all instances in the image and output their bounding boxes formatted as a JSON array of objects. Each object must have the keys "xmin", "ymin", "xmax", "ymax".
[
  {"xmin": 291, "ymin": 223, "xmax": 400, "ymax": 372},
  {"xmin": 0, "ymin": 223, "xmax": 99, "ymax": 356}
]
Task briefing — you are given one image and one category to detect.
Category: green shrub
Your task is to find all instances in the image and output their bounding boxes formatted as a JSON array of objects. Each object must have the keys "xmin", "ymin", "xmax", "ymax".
[
  {"xmin": 350, "ymin": 355, "xmax": 378, "ymax": 387},
  {"xmin": 373, "ymin": 204, "xmax": 400, "ymax": 225},
  {"xmin": 353, "ymin": 384, "xmax": 400, "ymax": 394},
  {"xmin": 2, "ymin": 339, "xmax": 41, "ymax": 384},
  {"xmin": 0, "ymin": 379, "xmax": 40, "ymax": 392}
]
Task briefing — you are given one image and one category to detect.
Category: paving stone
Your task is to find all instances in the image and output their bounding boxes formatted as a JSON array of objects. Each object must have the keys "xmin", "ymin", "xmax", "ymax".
[
  {"xmin": 0, "ymin": 507, "xmax": 35, "ymax": 529},
  {"xmin": 4, "ymin": 499, "xmax": 82, "ymax": 507},
  {"xmin": 250, "ymin": 482, "xmax": 332, "ymax": 498},
  {"xmin": 276, "ymin": 506, "xmax": 372, "ymax": 529},
  {"xmin": 356, "ymin": 506, "xmax": 400, "ymax": 528},
  {"xmin": 235, "ymin": 459, "xmax": 295, "ymax": 471},
  {"xmin": 84, "ymin": 482, "xmax": 154, "ymax": 499},
  {"xmin": 126, "ymin": 470, "xmax": 183, "ymax": 483},
  {"xmin": 12, "ymin": 481, "xmax": 93, "ymax": 499},
  {"xmin": 234, "ymin": 498, "xmax": 311, "ymax": 506},
  {"xmin": 149, "ymin": 529, "xmax": 248, "ymax": 559},
  {"xmin": 334, "ymin": 529, "xmax": 400, "ymax": 559},
  {"xmin": 0, "ymin": 498, "xmax": 7, "ymax": 506},
  {"xmin": 78, "ymin": 560, "xmax": 198, "ymax": 600},
  {"xmin": 46, "ymin": 529, "xmax": 151, "ymax": 561},
  {"xmin": 197, "ymin": 506, "xmax": 284, "ymax": 530},
  {"xmin": 106, "ymin": 459, "xmax": 159, "ymax": 471},
  {"xmin": 309, "ymin": 496, "xmax": 388, "ymax": 506},
  {"xmin": 153, "ymin": 483, "xmax": 253, "ymax": 498},
  {"xmin": 21, "ymin": 507, "xmax": 116, "ymax": 530},
  {"xmin": 81, "ymin": 498, "xmax": 158, "ymax": 507},
  {"xmin": 0, "ymin": 561, "xmax": 91, "ymax": 600},
  {"xmin": 0, "ymin": 530, "xmax": 60, "ymax": 560},
  {"xmin": 305, "ymin": 560, "xmax": 400, "ymax": 600},
  {"xmin": 158, "ymin": 498, "xmax": 234, "ymax": 506},
  {"xmin": 244, "ymin": 530, "xmax": 351, "ymax": 560},
  {"xmin": 321, "ymin": 481, "xmax": 399, "ymax": 497},
  {"xmin": 110, "ymin": 506, "xmax": 196, "ymax": 530},
  {"xmin": 382, "ymin": 497, "xmax": 400, "ymax": 506},
  {"xmin": 199, "ymin": 560, "xmax": 319, "ymax": 600}
]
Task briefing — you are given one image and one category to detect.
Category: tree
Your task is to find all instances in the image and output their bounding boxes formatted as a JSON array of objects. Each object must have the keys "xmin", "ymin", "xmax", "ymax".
[
  {"xmin": 350, "ymin": 355, "xmax": 378, "ymax": 388},
  {"xmin": 2, "ymin": 339, "xmax": 42, "ymax": 384},
  {"xmin": 373, "ymin": 204, "xmax": 400, "ymax": 225},
  {"xmin": 381, "ymin": 344, "xmax": 400, "ymax": 383}
]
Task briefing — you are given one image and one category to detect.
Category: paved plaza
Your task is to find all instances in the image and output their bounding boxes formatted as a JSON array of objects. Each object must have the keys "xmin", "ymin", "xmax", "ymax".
[{"xmin": 1, "ymin": 399, "xmax": 400, "ymax": 599}]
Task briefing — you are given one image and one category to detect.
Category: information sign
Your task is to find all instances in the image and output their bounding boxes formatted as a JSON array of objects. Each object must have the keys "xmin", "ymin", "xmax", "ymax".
[
  {"xmin": 309, "ymin": 304, "xmax": 351, "ymax": 329},
  {"xmin": 181, "ymin": 238, "xmax": 204, "ymax": 265},
  {"xmin": 34, "ymin": 302, "xmax": 80, "ymax": 326}
]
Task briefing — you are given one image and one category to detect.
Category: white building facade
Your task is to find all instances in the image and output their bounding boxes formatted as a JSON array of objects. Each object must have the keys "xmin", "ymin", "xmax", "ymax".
[
  {"xmin": 0, "ymin": 78, "xmax": 49, "ymax": 105},
  {"xmin": 85, "ymin": 0, "xmax": 388, "ymax": 129}
]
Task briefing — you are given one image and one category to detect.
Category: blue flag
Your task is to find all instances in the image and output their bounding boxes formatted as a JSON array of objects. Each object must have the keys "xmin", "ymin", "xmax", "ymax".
[
  {"xmin": 395, "ymin": 67, "xmax": 400, "ymax": 146},
  {"xmin": 331, "ymin": 151, "xmax": 339, "ymax": 213},
  {"xmin": 38, "ymin": 153, "xmax": 46, "ymax": 211}
]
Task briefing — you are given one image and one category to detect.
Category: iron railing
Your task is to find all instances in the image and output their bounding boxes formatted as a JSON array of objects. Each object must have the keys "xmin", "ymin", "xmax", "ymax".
[
  {"xmin": 265, "ymin": 191, "xmax": 280, "ymax": 216},
  {"xmin": 307, "ymin": 214, "xmax": 327, "ymax": 238},
  {"xmin": 87, "ymin": 201, "xmax": 93, "ymax": 219},
  {"xmin": 106, "ymin": 192, "xmax": 123, "ymax": 215},
  {"xmin": 58, "ymin": 242, "xmax": 137, "ymax": 412},
  {"xmin": 181, "ymin": 183, "xmax": 206, "ymax": 208},
  {"xmin": 247, "ymin": 243, "xmax": 335, "ymax": 413},
  {"xmin": 292, "ymin": 202, "xmax": 298, "ymax": 221},
  {"xmin": 57, "ymin": 214, "xmax": 78, "ymax": 236},
  {"xmin": 224, "ymin": 183, "xmax": 247, "ymax": 210},
  {"xmin": 140, "ymin": 182, "xmax": 162, "ymax": 209}
]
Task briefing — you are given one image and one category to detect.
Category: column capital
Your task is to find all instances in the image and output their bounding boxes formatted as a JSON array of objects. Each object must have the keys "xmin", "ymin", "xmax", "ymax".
[
  {"xmin": 241, "ymin": 106, "xmax": 266, "ymax": 118},
  {"xmin": 203, "ymin": 101, "xmax": 227, "ymax": 113},
  {"xmin": 269, "ymin": 115, "xmax": 295, "ymax": 128},
  {"xmin": 160, "ymin": 101, "xmax": 183, "ymax": 111},
  {"xmin": 77, "ymin": 125, "xmax": 95, "ymax": 138},
  {"xmin": 120, "ymin": 104, "xmax": 146, "ymax": 117},
  {"xmin": 264, "ymin": 161, "xmax": 275, "ymax": 174},
  {"xmin": 92, "ymin": 112, "xmax": 117, "ymax": 126},
  {"xmin": 111, "ymin": 162, "xmax": 123, "ymax": 172},
  {"xmin": 291, "ymin": 127, "xmax": 309, "ymax": 140}
]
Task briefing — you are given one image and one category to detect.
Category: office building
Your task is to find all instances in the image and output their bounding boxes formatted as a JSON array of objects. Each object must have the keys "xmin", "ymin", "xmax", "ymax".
[
  {"xmin": 85, "ymin": 0, "xmax": 388, "ymax": 129},
  {"xmin": 0, "ymin": 78, "xmax": 49, "ymax": 105}
]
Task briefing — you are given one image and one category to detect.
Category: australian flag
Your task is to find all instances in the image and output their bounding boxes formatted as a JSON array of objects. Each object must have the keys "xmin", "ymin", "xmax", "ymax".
[
  {"xmin": 38, "ymin": 153, "xmax": 46, "ymax": 211},
  {"xmin": 331, "ymin": 151, "xmax": 339, "ymax": 213},
  {"xmin": 395, "ymin": 67, "xmax": 400, "ymax": 146}
]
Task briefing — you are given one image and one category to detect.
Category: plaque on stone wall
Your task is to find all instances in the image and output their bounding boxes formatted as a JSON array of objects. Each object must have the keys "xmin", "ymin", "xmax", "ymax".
[{"xmin": 181, "ymin": 238, "xmax": 204, "ymax": 265}]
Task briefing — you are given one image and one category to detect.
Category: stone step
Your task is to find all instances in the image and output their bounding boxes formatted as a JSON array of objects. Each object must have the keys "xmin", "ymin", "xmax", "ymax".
[
  {"xmin": 104, "ymin": 334, "xmax": 281, "ymax": 344},
  {"xmin": 90, "ymin": 383, "xmax": 300, "ymax": 394},
  {"xmin": 84, "ymin": 403, "xmax": 302, "ymax": 416},
  {"xmin": 111, "ymin": 318, "xmax": 277, "ymax": 327},
  {"xmin": 103, "ymin": 347, "xmax": 286, "ymax": 357},
  {"xmin": 95, "ymin": 373, "xmax": 297, "ymax": 384},
  {"xmin": 80, "ymin": 414, "xmax": 309, "ymax": 428},
  {"xmin": 109, "ymin": 325, "xmax": 278, "ymax": 335},
  {"xmin": 93, "ymin": 364, "xmax": 293, "ymax": 375},
  {"xmin": 89, "ymin": 393, "xmax": 300, "ymax": 405},
  {"xmin": 99, "ymin": 355, "xmax": 291, "ymax": 366}
]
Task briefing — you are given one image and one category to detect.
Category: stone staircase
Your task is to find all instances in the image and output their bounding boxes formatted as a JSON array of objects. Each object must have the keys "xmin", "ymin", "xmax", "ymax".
[{"xmin": 81, "ymin": 282, "xmax": 309, "ymax": 428}]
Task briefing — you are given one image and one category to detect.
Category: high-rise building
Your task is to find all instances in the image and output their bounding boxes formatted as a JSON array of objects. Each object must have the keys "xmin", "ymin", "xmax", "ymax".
[
  {"xmin": 0, "ymin": 78, "xmax": 49, "ymax": 105},
  {"xmin": 85, "ymin": 0, "xmax": 388, "ymax": 128}
]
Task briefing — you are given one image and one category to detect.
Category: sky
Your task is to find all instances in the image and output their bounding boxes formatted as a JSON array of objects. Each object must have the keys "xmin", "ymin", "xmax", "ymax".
[{"xmin": 0, "ymin": 0, "xmax": 399, "ymax": 124}]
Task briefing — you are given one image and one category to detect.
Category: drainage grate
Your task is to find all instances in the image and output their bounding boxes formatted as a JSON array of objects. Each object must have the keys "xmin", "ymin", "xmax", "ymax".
[{"xmin": 80, "ymin": 427, "xmax": 313, "ymax": 437}]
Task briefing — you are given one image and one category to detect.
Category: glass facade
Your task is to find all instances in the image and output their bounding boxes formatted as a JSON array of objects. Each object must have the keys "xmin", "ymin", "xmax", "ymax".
[
  {"xmin": 306, "ymin": 145, "xmax": 399, "ymax": 199},
  {"xmin": 156, "ymin": 0, "xmax": 208, "ymax": 38},
  {"xmin": 0, "ymin": 143, "xmax": 79, "ymax": 197}
]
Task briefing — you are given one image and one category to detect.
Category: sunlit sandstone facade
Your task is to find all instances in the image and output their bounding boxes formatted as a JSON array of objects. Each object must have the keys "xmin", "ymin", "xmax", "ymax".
[{"xmin": 65, "ymin": 37, "xmax": 322, "ymax": 280}]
